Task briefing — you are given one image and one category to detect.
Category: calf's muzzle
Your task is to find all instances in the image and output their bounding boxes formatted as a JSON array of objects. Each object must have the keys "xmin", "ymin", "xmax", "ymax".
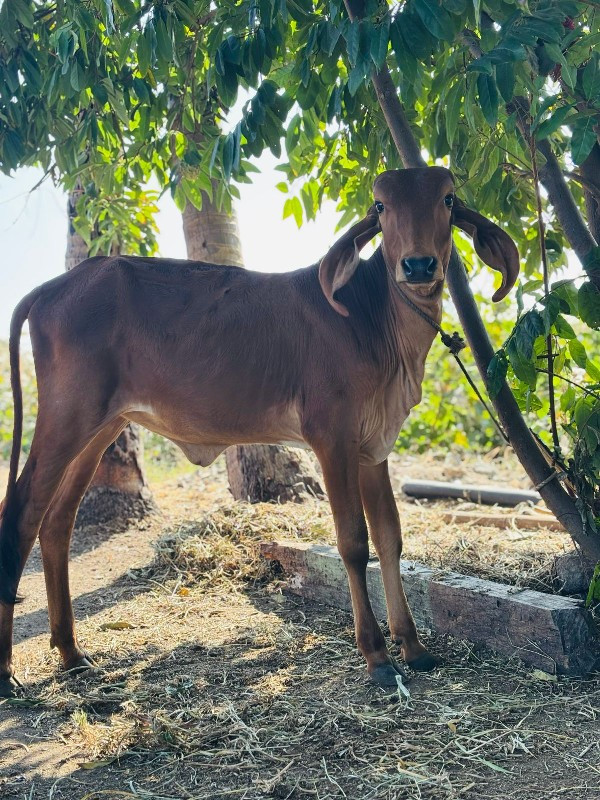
[{"xmin": 401, "ymin": 256, "xmax": 438, "ymax": 283}]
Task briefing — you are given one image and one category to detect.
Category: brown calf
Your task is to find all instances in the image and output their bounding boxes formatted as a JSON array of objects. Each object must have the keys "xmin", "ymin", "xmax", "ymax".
[{"xmin": 0, "ymin": 167, "xmax": 519, "ymax": 695}]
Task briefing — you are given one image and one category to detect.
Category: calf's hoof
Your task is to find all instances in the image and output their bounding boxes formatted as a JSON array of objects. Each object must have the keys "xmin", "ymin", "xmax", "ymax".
[
  {"xmin": 0, "ymin": 673, "xmax": 24, "ymax": 699},
  {"xmin": 63, "ymin": 652, "xmax": 97, "ymax": 675},
  {"xmin": 369, "ymin": 659, "xmax": 409, "ymax": 688},
  {"xmin": 406, "ymin": 651, "xmax": 439, "ymax": 672}
]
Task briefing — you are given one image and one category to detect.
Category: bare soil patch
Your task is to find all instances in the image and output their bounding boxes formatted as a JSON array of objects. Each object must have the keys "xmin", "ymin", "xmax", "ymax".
[{"xmin": 1, "ymin": 451, "xmax": 597, "ymax": 800}]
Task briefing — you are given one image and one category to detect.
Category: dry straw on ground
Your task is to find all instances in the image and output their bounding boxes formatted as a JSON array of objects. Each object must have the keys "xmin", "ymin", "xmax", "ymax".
[{"xmin": 2, "ymin": 452, "xmax": 597, "ymax": 800}]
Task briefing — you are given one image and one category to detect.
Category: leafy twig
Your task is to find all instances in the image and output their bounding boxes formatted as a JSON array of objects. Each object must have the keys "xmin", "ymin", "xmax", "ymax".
[{"xmin": 535, "ymin": 368, "xmax": 600, "ymax": 402}]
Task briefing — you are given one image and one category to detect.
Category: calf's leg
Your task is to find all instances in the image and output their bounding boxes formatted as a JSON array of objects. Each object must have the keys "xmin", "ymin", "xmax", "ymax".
[
  {"xmin": 38, "ymin": 419, "xmax": 126, "ymax": 672},
  {"xmin": 360, "ymin": 460, "xmax": 437, "ymax": 671},
  {"xmin": 312, "ymin": 439, "xmax": 404, "ymax": 687},
  {"xmin": 0, "ymin": 407, "xmax": 120, "ymax": 696}
]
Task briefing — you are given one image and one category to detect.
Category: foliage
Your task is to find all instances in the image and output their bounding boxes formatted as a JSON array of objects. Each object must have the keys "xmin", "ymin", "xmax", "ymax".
[{"xmin": 1, "ymin": 0, "xmax": 599, "ymax": 529}]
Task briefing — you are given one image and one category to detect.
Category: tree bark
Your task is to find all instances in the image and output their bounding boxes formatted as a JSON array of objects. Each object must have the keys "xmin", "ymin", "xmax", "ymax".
[
  {"xmin": 344, "ymin": 0, "xmax": 600, "ymax": 563},
  {"xmin": 581, "ymin": 143, "xmax": 600, "ymax": 246},
  {"xmin": 65, "ymin": 188, "xmax": 154, "ymax": 525},
  {"xmin": 181, "ymin": 186, "xmax": 323, "ymax": 503}
]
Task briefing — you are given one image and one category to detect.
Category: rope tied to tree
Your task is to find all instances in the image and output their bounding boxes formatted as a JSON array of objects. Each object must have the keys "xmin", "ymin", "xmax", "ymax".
[{"xmin": 380, "ymin": 251, "xmax": 574, "ymax": 498}]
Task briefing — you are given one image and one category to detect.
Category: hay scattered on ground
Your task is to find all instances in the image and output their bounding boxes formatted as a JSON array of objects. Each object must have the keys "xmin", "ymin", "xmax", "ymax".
[
  {"xmin": 137, "ymin": 494, "xmax": 569, "ymax": 599},
  {"xmin": 1, "ymin": 450, "xmax": 594, "ymax": 800},
  {"xmin": 5, "ymin": 513, "xmax": 597, "ymax": 800}
]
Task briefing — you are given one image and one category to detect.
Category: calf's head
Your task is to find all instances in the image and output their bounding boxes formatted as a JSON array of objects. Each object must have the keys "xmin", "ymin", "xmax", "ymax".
[{"xmin": 319, "ymin": 166, "xmax": 519, "ymax": 317}]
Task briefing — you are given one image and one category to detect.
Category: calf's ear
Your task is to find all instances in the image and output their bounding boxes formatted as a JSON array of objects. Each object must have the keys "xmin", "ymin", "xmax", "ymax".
[
  {"xmin": 452, "ymin": 200, "xmax": 520, "ymax": 301},
  {"xmin": 319, "ymin": 209, "xmax": 381, "ymax": 316}
]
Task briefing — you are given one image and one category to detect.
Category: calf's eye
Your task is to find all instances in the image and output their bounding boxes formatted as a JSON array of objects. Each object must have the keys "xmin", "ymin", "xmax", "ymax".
[
  {"xmin": 375, "ymin": 201, "xmax": 385, "ymax": 213},
  {"xmin": 444, "ymin": 194, "xmax": 454, "ymax": 208}
]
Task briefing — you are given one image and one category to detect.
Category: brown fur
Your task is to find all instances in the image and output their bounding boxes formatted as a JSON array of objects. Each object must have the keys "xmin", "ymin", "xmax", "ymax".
[{"xmin": 0, "ymin": 168, "xmax": 519, "ymax": 687}]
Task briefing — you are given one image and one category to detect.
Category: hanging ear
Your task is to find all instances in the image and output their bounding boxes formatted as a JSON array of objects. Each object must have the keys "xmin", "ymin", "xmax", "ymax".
[
  {"xmin": 452, "ymin": 199, "xmax": 520, "ymax": 302},
  {"xmin": 319, "ymin": 209, "xmax": 381, "ymax": 316}
]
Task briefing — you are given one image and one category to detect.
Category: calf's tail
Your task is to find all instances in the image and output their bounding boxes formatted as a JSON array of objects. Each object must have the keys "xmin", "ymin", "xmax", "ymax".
[{"xmin": 0, "ymin": 290, "xmax": 40, "ymax": 605}]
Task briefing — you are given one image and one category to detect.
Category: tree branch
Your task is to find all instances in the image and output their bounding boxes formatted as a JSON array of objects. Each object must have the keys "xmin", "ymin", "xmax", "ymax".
[
  {"xmin": 371, "ymin": 69, "xmax": 426, "ymax": 168},
  {"xmin": 507, "ymin": 96, "xmax": 598, "ymax": 261},
  {"xmin": 580, "ymin": 143, "xmax": 600, "ymax": 244}
]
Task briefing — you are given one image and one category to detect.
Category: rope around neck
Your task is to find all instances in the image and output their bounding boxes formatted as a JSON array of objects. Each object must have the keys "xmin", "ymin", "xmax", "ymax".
[{"xmin": 372, "ymin": 248, "xmax": 510, "ymax": 444}]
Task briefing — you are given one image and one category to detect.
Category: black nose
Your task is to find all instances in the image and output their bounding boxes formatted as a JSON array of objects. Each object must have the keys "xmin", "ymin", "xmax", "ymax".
[{"xmin": 402, "ymin": 257, "xmax": 437, "ymax": 282}]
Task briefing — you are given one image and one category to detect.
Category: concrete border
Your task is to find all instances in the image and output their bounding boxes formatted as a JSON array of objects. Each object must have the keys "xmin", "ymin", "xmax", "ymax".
[{"xmin": 261, "ymin": 541, "xmax": 599, "ymax": 675}]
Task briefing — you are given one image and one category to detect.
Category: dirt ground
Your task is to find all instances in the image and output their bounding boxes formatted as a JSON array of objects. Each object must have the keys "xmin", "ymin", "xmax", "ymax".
[{"xmin": 1, "ymin": 451, "xmax": 599, "ymax": 800}]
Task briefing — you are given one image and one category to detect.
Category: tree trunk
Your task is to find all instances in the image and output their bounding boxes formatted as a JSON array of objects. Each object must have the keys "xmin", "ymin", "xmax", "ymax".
[
  {"xmin": 65, "ymin": 188, "xmax": 154, "ymax": 525},
  {"xmin": 182, "ymin": 188, "xmax": 323, "ymax": 502},
  {"xmin": 581, "ymin": 143, "xmax": 600, "ymax": 245},
  {"xmin": 343, "ymin": 0, "xmax": 600, "ymax": 564}
]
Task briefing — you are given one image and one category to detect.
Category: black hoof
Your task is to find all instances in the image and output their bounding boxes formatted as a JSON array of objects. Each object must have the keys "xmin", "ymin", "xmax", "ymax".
[
  {"xmin": 64, "ymin": 653, "xmax": 97, "ymax": 675},
  {"xmin": 370, "ymin": 660, "xmax": 409, "ymax": 688},
  {"xmin": 0, "ymin": 674, "xmax": 24, "ymax": 699},
  {"xmin": 406, "ymin": 651, "xmax": 439, "ymax": 672}
]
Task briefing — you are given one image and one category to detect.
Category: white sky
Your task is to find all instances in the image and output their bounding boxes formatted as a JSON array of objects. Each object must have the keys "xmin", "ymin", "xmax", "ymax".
[{"xmin": 0, "ymin": 151, "xmax": 345, "ymax": 339}]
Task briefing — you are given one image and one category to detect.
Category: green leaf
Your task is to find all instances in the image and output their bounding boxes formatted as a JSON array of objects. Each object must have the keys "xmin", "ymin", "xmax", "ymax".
[
  {"xmin": 578, "ymin": 282, "xmax": 600, "ymax": 329},
  {"xmin": 551, "ymin": 281, "xmax": 579, "ymax": 316},
  {"xmin": 507, "ymin": 339, "xmax": 537, "ymax": 389},
  {"xmin": 222, "ymin": 133, "xmax": 235, "ymax": 181},
  {"xmin": 173, "ymin": 180, "xmax": 186, "ymax": 212},
  {"xmin": 586, "ymin": 361, "xmax": 600, "ymax": 382},
  {"xmin": 445, "ymin": 0, "xmax": 466, "ymax": 12},
  {"xmin": 21, "ymin": 50, "xmax": 42, "ymax": 93},
  {"xmin": 299, "ymin": 57, "xmax": 310, "ymax": 88},
  {"xmin": 346, "ymin": 20, "xmax": 360, "ymax": 67},
  {"xmin": 347, "ymin": 64, "xmax": 365, "ymax": 97},
  {"xmin": 102, "ymin": 0, "xmax": 114, "ymax": 32},
  {"xmin": 137, "ymin": 30, "xmax": 151, "ymax": 74},
  {"xmin": 414, "ymin": 0, "xmax": 455, "ymax": 42},
  {"xmin": 516, "ymin": 310, "xmax": 545, "ymax": 359},
  {"xmin": 569, "ymin": 339, "xmax": 587, "ymax": 369},
  {"xmin": 445, "ymin": 82, "xmax": 462, "ymax": 149},
  {"xmin": 143, "ymin": 22, "xmax": 156, "ymax": 71},
  {"xmin": 155, "ymin": 17, "xmax": 173, "ymax": 63},
  {"xmin": 390, "ymin": 20, "xmax": 417, "ymax": 83},
  {"xmin": 560, "ymin": 385, "xmax": 576, "ymax": 412},
  {"xmin": 571, "ymin": 116, "xmax": 597, "ymax": 165},
  {"xmin": 487, "ymin": 351, "xmax": 507, "ymax": 399},
  {"xmin": 13, "ymin": 0, "xmax": 34, "ymax": 28},
  {"xmin": 561, "ymin": 61, "xmax": 577, "ymax": 90},
  {"xmin": 496, "ymin": 62, "xmax": 515, "ymax": 103},
  {"xmin": 535, "ymin": 105, "xmax": 572, "ymax": 140},
  {"xmin": 370, "ymin": 18, "xmax": 390, "ymax": 70},
  {"xmin": 132, "ymin": 77, "xmax": 149, "ymax": 104},
  {"xmin": 582, "ymin": 53, "xmax": 600, "ymax": 101},
  {"xmin": 283, "ymin": 196, "xmax": 303, "ymax": 228},
  {"xmin": 554, "ymin": 315, "xmax": 576, "ymax": 339},
  {"xmin": 467, "ymin": 56, "xmax": 493, "ymax": 75},
  {"xmin": 297, "ymin": 73, "xmax": 321, "ymax": 110},
  {"xmin": 215, "ymin": 46, "xmax": 225, "ymax": 76},
  {"xmin": 477, "ymin": 73, "xmax": 498, "ymax": 127},
  {"xmin": 252, "ymin": 28, "xmax": 266, "ymax": 73},
  {"xmin": 540, "ymin": 294, "xmax": 560, "ymax": 334}
]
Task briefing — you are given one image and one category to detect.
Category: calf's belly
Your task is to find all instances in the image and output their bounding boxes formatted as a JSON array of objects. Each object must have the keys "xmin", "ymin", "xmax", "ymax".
[
  {"xmin": 125, "ymin": 399, "xmax": 402, "ymax": 468},
  {"xmin": 125, "ymin": 404, "xmax": 308, "ymax": 466}
]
